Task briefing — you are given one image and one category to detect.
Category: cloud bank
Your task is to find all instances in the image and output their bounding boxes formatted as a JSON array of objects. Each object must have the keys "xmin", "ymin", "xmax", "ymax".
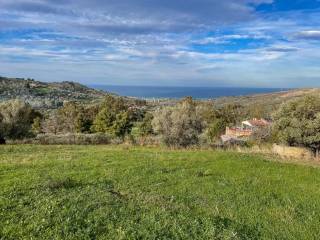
[{"xmin": 0, "ymin": 0, "xmax": 320, "ymax": 87}]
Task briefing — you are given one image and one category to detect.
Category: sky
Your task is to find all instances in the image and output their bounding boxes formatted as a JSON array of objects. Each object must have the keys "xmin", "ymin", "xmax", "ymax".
[{"xmin": 0, "ymin": 0, "xmax": 320, "ymax": 87}]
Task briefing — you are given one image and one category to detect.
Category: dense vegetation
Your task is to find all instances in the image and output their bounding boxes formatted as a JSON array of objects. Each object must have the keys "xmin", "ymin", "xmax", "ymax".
[
  {"xmin": 1, "ymin": 77, "xmax": 320, "ymax": 155},
  {"xmin": 1, "ymin": 145, "xmax": 320, "ymax": 239},
  {"xmin": 1, "ymin": 86, "xmax": 320, "ymax": 155}
]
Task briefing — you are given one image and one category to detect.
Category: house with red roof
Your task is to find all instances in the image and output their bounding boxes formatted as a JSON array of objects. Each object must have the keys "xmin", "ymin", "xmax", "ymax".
[{"xmin": 221, "ymin": 118, "xmax": 271, "ymax": 143}]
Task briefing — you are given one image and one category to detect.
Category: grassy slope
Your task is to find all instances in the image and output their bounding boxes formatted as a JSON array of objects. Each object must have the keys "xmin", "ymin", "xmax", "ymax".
[{"xmin": 1, "ymin": 145, "xmax": 320, "ymax": 239}]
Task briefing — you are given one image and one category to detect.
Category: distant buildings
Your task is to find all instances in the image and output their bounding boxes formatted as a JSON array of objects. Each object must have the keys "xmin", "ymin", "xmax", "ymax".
[{"xmin": 221, "ymin": 118, "xmax": 271, "ymax": 143}]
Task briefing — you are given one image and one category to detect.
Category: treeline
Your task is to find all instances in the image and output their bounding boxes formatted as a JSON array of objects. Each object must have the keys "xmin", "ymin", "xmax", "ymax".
[
  {"xmin": 40, "ymin": 95, "xmax": 145, "ymax": 137},
  {"xmin": 0, "ymin": 96, "xmax": 145, "ymax": 143},
  {"xmin": 0, "ymin": 96, "xmax": 249, "ymax": 145},
  {"xmin": 1, "ymin": 94, "xmax": 320, "ymax": 155}
]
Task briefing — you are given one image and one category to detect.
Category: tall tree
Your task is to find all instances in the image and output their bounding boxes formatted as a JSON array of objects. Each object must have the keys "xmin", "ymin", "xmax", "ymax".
[
  {"xmin": 273, "ymin": 95, "xmax": 320, "ymax": 156},
  {"xmin": 112, "ymin": 111, "xmax": 133, "ymax": 138}
]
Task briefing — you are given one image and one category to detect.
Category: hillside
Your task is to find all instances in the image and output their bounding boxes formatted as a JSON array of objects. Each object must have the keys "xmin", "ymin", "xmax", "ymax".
[
  {"xmin": 146, "ymin": 88, "xmax": 320, "ymax": 118},
  {"xmin": 0, "ymin": 77, "xmax": 107, "ymax": 109},
  {"xmin": 213, "ymin": 88, "xmax": 320, "ymax": 107},
  {"xmin": 1, "ymin": 76, "xmax": 319, "ymax": 113},
  {"xmin": 211, "ymin": 88, "xmax": 320, "ymax": 116}
]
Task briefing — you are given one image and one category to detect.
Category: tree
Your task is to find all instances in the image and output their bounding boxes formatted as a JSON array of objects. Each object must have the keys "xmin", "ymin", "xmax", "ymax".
[
  {"xmin": 206, "ymin": 119, "xmax": 226, "ymax": 142},
  {"xmin": 112, "ymin": 111, "xmax": 133, "ymax": 138},
  {"xmin": 91, "ymin": 95, "xmax": 135, "ymax": 137},
  {"xmin": 92, "ymin": 107, "xmax": 115, "ymax": 133},
  {"xmin": 101, "ymin": 95, "xmax": 127, "ymax": 113},
  {"xmin": 75, "ymin": 111, "xmax": 92, "ymax": 134},
  {"xmin": 217, "ymin": 103, "xmax": 244, "ymax": 125},
  {"xmin": 42, "ymin": 111, "xmax": 59, "ymax": 135},
  {"xmin": 199, "ymin": 103, "xmax": 244, "ymax": 142},
  {"xmin": 152, "ymin": 97, "xmax": 204, "ymax": 147},
  {"xmin": 92, "ymin": 108, "xmax": 133, "ymax": 138},
  {"xmin": 273, "ymin": 95, "xmax": 320, "ymax": 156},
  {"xmin": 74, "ymin": 104, "xmax": 99, "ymax": 134},
  {"xmin": 0, "ymin": 100, "xmax": 39, "ymax": 139},
  {"xmin": 31, "ymin": 116, "xmax": 43, "ymax": 135},
  {"xmin": 57, "ymin": 102, "xmax": 79, "ymax": 133},
  {"xmin": 137, "ymin": 112, "xmax": 154, "ymax": 137}
]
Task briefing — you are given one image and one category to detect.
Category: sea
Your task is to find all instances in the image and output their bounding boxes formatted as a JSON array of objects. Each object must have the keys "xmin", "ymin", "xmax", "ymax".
[{"xmin": 91, "ymin": 85, "xmax": 290, "ymax": 99}]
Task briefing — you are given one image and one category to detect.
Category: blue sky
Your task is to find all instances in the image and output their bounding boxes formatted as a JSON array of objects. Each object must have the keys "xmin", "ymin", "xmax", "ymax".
[{"xmin": 0, "ymin": 0, "xmax": 320, "ymax": 87}]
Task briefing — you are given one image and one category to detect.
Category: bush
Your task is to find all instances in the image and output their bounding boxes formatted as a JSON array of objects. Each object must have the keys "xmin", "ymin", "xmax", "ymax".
[
  {"xmin": 35, "ymin": 133, "xmax": 111, "ymax": 145},
  {"xmin": 137, "ymin": 112, "xmax": 154, "ymax": 137},
  {"xmin": 250, "ymin": 126, "xmax": 273, "ymax": 145},
  {"xmin": 135, "ymin": 135, "xmax": 162, "ymax": 146}
]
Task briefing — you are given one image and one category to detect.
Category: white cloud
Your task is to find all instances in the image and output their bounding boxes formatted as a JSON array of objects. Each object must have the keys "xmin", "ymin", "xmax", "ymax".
[
  {"xmin": 296, "ymin": 30, "xmax": 320, "ymax": 40},
  {"xmin": 1, "ymin": 0, "xmax": 320, "ymax": 87}
]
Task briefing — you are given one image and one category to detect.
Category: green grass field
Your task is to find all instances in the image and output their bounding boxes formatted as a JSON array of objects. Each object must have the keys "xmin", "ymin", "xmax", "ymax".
[{"xmin": 1, "ymin": 145, "xmax": 320, "ymax": 239}]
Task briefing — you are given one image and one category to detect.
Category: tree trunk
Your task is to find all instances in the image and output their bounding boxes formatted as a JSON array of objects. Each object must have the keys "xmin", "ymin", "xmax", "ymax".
[{"xmin": 0, "ymin": 137, "xmax": 6, "ymax": 145}]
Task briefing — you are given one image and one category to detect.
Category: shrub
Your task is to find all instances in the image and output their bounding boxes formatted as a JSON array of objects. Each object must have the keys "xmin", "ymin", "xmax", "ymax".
[
  {"xmin": 36, "ymin": 133, "xmax": 111, "ymax": 145},
  {"xmin": 135, "ymin": 135, "xmax": 161, "ymax": 146},
  {"xmin": 250, "ymin": 126, "xmax": 273, "ymax": 145},
  {"xmin": 137, "ymin": 112, "xmax": 154, "ymax": 137},
  {"xmin": 152, "ymin": 97, "xmax": 204, "ymax": 147}
]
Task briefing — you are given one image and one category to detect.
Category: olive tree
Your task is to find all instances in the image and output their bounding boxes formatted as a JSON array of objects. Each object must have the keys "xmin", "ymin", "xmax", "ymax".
[
  {"xmin": 0, "ymin": 100, "xmax": 39, "ymax": 139},
  {"xmin": 152, "ymin": 97, "xmax": 204, "ymax": 147},
  {"xmin": 273, "ymin": 95, "xmax": 320, "ymax": 156}
]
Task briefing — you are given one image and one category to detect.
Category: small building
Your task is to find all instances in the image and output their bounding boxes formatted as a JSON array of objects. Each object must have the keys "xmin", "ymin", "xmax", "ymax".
[
  {"xmin": 241, "ymin": 118, "xmax": 271, "ymax": 131},
  {"xmin": 225, "ymin": 127, "xmax": 253, "ymax": 138},
  {"xmin": 221, "ymin": 118, "xmax": 271, "ymax": 143}
]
